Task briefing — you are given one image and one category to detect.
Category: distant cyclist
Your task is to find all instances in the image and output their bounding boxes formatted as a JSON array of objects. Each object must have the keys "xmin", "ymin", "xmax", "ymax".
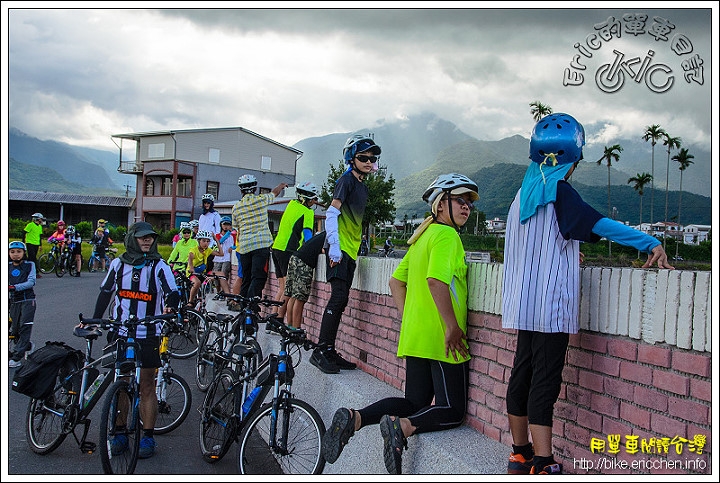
[
  {"xmin": 23, "ymin": 213, "xmax": 45, "ymax": 277},
  {"xmin": 90, "ymin": 219, "xmax": 113, "ymax": 272},
  {"xmin": 65, "ymin": 225, "xmax": 83, "ymax": 277}
]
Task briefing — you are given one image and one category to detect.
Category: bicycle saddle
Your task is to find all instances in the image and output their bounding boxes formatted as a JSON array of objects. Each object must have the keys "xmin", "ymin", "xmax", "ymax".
[
  {"xmin": 232, "ymin": 343, "xmax": 259, "ymax": 358},
  {"xmin": 74, "ymin": 325, "xmax": 102, "ymax": 340}
]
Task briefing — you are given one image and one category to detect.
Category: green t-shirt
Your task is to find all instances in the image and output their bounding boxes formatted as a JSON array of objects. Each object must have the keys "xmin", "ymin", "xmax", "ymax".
[
  {"xmin": 168, "ymin": 237, "xmax": 198, "ymax": 265},
  {"xmin": 24, "ymin": 221, "xmax": 43, "ymax": 245},
  {"xmin": 272, "ymin": 200, "xmax": 314, "ymax": 252},
  {"xmin": 392, "ymin": 223, "xmax": 470, "ymax": 364}
]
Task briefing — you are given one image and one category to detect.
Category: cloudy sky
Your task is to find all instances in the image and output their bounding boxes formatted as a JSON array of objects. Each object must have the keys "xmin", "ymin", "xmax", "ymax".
[{"xmin": 3, "ymin": 4, "xmax": 716, "ymax": 159}]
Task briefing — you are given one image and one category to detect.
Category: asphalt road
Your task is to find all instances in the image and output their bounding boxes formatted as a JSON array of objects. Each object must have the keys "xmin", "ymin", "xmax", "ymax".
[{"xmin": 6, "ymin": 270, "xmax": 238, "ymax": 476}]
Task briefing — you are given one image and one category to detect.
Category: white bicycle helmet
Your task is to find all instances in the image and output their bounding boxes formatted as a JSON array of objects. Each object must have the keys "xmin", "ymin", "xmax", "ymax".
[
  {"xmin": 422, "ymin": 173, "xmax": 480, "ymax": 206},
  {"xmin": 189, "ymin": 220, "xmax": 200, "ymax": 228},
  {"xmin": 66, "ymin": 225, "xmax": 76, "ymax": 234},
  {"xmin": 195, "ymin": 230, "xmax": 214, "ymax": 240},
  {"xmin": 296, "ymin": 181, "xmax": 319, "ymax": 200},
  {"xmin": 238, "ymin": 174, "xmax": 258, "ymax": 192},
  {"xmin": 201, "ymin": 193, "xmax": 215, "ymax": 202},
  {"xmin": 32, "ymin": 212, "xmax": 45, "ymax": 220},
  {"xmin": 179, "ymin": 222, "xmax": 190, "ymax": 230}
]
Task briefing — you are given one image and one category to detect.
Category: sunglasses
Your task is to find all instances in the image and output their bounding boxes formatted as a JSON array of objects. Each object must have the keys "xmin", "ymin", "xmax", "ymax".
[
  {"xmin": 449, "ymin": 197, "xmax": 474, "ymax": 210},
  {"xmin": 355, "ymin": 154, "xmax": 378, "ymax": 164}
]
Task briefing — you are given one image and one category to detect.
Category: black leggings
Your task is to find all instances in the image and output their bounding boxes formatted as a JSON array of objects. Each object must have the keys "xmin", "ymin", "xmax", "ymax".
[
  {"xmin": 317, "ymin": 252, "xmax": 356, "ymax": 348},
  {"xmin": 506, "ymin": 330, "xmax": 569, "ymax": 427},
  {"xmin": 357, "ymin": 356, "xmax": 469, "ymax": 435},
  {"xmin": 239, "ymin": 247, "xmax": 270, "ymax": 299}
]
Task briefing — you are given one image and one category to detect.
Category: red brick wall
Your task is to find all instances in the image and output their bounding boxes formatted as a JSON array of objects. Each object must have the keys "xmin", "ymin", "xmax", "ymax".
[{"xmin": 258, "ymin": 272, "xmax": 712, "ymax": 474}]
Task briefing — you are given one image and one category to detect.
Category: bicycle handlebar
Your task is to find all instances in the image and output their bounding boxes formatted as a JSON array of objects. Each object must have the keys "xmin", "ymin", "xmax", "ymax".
[
  {"xmin": 77, "ymin": 312, "xmax": 178, "ymax": 331},
  {"xmin": 264, "ymin": 315, "xmax": 319, "ymax": 350}
]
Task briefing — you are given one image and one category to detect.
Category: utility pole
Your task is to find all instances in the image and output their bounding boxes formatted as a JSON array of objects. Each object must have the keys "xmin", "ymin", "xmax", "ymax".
[{"xmin": 124, "ymin": 184, "xmax": 133, "ymax": 197}]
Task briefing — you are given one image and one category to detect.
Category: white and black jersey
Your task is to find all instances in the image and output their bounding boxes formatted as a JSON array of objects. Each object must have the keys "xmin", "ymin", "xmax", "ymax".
[{"xmin": 99, "ymin": 258, "xmax": 179, "ymax": 338}]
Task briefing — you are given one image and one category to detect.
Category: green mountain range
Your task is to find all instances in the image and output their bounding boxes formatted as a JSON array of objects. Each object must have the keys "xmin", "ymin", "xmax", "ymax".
[{"xmin": 8, "ymin": 113, "xmax": 711, "ymax": 226}]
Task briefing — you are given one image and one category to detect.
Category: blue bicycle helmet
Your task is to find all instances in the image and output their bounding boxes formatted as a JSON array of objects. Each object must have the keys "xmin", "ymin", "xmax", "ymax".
[
  {"xmin": 220, "ymin": 216, "xmax": 232, "ymax": 224},
  {"xmin": 9, "ymin": 241, "xmax": 26, "ymax": 251},
  {"xmin": 342, "ymin": 135, "xmax": 381, "ymax": 163},
  {"xmin": 530, "ymin": 113, "xmax": 585, "ymax": 165}
]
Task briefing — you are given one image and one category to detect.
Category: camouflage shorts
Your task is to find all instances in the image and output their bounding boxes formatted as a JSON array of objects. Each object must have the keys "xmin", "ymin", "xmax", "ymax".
[{"xmin": 283, "ymin": 255, "xmax": 314, "ymax": 302}]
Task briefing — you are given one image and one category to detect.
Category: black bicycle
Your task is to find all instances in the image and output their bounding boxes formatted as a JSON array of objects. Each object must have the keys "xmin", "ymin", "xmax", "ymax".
[
  {"xmin": 199, "ymin": 315, "xmax": 326, "ymax": 474},
  {"xmin": 24, "ymin": 312, "xmax": 177, "ymax": 474},
  {"xmin": 37, "ymin": 241, "xmax": 62, "ymax": 274}
]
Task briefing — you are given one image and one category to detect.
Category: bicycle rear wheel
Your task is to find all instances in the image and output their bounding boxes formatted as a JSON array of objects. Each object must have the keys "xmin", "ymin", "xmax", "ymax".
[
  {"xmin": 99, "ymin": 380, "xmax": 141, "ymax": 474},
  {"xmin": 237, "ymin": 398, "xmax": 326, "ymax": 474},
  {"xmin": 167, "ymin": 309, "xmax": 205, "ymax": 359},
  {"xmin": 25, "ymin": 360, "xmax": 77, "ymax": 454},
  {"xmin": 196, "ymin": 327, "xmax": 222, "ymax": 392},
  {"xmin": 153, "ymin": 373, "xmax": 192, "ymax": 434},
  {"xmin": 199, "ymin": 368, "xmax": 238, "ymax": 463},
  {"xmin": 37, "ymin": 253, "xmax": 56, "ymax": 274}
]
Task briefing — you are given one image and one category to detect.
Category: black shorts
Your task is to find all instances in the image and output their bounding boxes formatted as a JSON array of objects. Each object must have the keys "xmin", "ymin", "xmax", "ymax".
[
  {"xmin": 272, "ymin": 249, "xmax": 292, "ymax": 278},
  {"xmin": 106, "ymin": 332, "xmax": 161, "ymax": 369}
]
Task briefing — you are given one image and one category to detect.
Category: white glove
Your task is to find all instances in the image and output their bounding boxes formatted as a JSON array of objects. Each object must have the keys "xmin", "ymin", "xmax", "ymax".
[{"xmin": 328, "ymin": 242, "xmax": 342, "ymax": 263}]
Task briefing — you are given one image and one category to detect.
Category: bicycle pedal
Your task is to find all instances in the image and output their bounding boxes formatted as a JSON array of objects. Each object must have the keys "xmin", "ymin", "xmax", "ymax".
[{"xmin": 81, "ymin": 441, "xmax": 97, "ymax": 453}]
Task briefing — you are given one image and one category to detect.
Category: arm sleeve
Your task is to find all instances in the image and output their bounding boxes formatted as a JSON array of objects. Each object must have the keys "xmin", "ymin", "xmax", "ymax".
[
  {"xmin": 592, "ymin": 218, "xmax": 661, "ymax": 254},
  {"xmin": 325, "ymin": 205, "xmax": 341, "ymax": 246}
]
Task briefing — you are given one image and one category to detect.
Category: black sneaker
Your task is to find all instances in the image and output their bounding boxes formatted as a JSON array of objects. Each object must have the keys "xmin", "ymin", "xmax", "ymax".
[
  {"xmin": 310, "ymin": 349, "xmax": 340, "ymax": 374},
  {"xmin": 329, "ymin": 350, "xmax": 356, "ymax": 370}
]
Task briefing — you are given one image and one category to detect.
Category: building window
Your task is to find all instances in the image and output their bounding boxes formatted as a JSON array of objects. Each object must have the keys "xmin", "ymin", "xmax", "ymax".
[
  {"xmin": 148, "ymin": 143, "xmax": 165, "ymax": 158},
  {"xmin": 145, "ymin": 178, "xmax": 155, "ymax": 196},
  {"xmin": 177, "ymin": 178, "xmax": 192, "ymax": 197},
  {"xmin": 162, "ymin": 177, "xmax": 173, "ymax": 196},
  {"xmin": 209, "ymin": 148, "xmax": 220, "ymax": 164},
  {"xmin": 206, "ymin": 181, "xmax": 219, "ymax": 199},
  {"xmin": 261, "ymin": 155, "xmax": 271, "ymax": 170}
]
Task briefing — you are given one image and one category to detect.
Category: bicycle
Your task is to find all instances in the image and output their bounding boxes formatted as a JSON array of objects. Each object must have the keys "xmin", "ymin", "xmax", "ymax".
[
  {"xmin": 88, "ymin": 243, "xmax": 116, "ymax": 272},
  {"xmin": 195, "ymin": 294, "xmax": 280, "ymax": 392},
  {"xmin": 55, "ymin": 244, "xmax": 80, "ymax": 278},
  {"xmin": 23, "ymin": 312, "xmax": 176, "ymax": 474},
  {"xmin": 151, "ymin": 316, "xmax": 192, "ymax": 434},
  {"xmin": 37, "ymin": 241, "xmax": 62, "ymax": 274},
  {"xmin": 199, "ymin": 314, "xmax": 326, "ymax": 473}
]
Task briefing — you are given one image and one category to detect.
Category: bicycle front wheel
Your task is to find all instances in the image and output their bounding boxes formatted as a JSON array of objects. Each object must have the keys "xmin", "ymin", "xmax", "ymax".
[
  {"xmin": 199, "ymin": 368, "xmax": 238, "ymax": 463},
  {"xmin": 237, "ymin": 398, "xmax": 326, "ymax": 474},
  {"xmin": 153, "ymin": 373, "xmax": 192, "ymax": 434},
  {"xmin": 37, "ymin": 253, "xmax": 56, "ymax": 274},
  {"xmin": 25, "ymin": 360, "xmax": 77, "ymax": 454},
  {"xmin": 99, "ymin": 380, "xmax": 141, "ymax": 474},
  {"xmin": 55, "ymin": 255, "xmax": 67, "ymax": 277},
  {"xmin": 167, "ymin": 309, "xmax": 205, "ymax": 359},
  {"xmin": 196, "ymin": 327, "xmax": 222, "ymax": 392},
  {"xmin": 87, "ymin": 255, "xmax": 97, "ymax": 272}
]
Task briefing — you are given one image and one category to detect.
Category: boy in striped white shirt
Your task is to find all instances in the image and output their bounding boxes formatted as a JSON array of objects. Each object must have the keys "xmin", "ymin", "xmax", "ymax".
[{"xmin": 502, "ymin": 113, "xmax": 673, "ymax": 475}]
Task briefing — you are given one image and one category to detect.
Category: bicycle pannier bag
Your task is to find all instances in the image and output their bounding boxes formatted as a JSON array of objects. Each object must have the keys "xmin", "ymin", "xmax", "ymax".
[{"xmin": 12, "ymin": 341, "xmax": 83, "ymax": 399}]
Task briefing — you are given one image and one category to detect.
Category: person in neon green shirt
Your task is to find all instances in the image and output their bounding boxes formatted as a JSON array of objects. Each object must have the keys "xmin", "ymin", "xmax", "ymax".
[
  {"xmin": 320, "ymin": 173, "xmax": 479, "ymax": 475},
  {"xmin": 167, "ymin": 224, "xmax": 198, "ymax": 271},
  {"xmin": 271, "ymin": 181, "xmax": 319, "ymax": 318},
  {"xmin": 23, "ymin": 213, "xmax": 45, "ymax": 276}
]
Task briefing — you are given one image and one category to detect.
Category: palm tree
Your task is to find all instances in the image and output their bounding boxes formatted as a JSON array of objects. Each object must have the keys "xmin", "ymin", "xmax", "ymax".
[
  {"xmin": 672, "ymin": 148, "xmax": 694, "ymax": 259},
  {"xmin": 596, "ymin": 144, "xmax": 624, "ymax": 217},
  {"xmin": 529, "ymin": 101, "xmax": 553, "ymax": 122},
  {"xmin": 627, "ymin": 172, "xmax": 653, "ymax": 226},
  {"xmin": 597, "ymin": 144, "xmax": 623, "ymax": 256},
  {"xmin": 662, "ymin": 133, "xmax": 682, "ymax": 249},
  {"xmin": 642, "ymin": 124, "xmax": 666, "ymax": 225},
  {"xmin": 628, "ymin": 172, "xmax": 652, "ymax": 259}
]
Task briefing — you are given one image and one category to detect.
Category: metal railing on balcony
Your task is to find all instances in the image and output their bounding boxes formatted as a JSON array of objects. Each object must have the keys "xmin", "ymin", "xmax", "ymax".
[{"xmin": 118, "ymin": 160, "xmax": 143, "ymax": 174}]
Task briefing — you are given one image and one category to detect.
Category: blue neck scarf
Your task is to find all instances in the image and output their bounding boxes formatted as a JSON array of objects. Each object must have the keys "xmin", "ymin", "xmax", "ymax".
[{"xmin": 519, "ymin": 161, "xmax": 574, "ymax": 225}]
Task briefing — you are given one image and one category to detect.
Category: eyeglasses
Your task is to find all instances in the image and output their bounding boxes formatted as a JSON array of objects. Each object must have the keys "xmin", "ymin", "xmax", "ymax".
[
  {"xmin": 449, "ymin": 197, "xmax": 474, "ymax": 210},
  {"xmin": 355, "ymin": 154, "xmax": 378, "ymax": 164}
]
